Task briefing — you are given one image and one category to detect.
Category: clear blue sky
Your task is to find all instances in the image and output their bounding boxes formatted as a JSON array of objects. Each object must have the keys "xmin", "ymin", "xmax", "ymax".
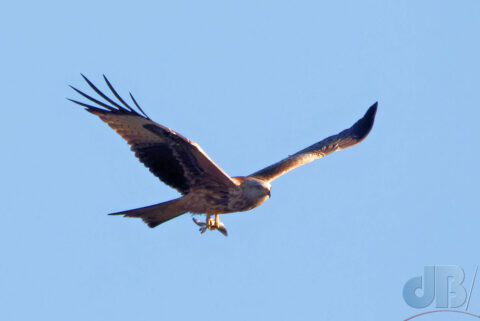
[{"xmin": 1, "ymin": 1, "xmax": 479, "ymax": 320}]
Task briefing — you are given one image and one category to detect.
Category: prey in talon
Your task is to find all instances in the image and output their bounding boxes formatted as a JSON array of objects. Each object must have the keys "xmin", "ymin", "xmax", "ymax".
[
  {"xmin": 193, "ymin": 215, "xmax": 228, "ymax": 236},
  {"xmin": 69, "ymin": 75, "xmax": 377, "ymax": 236}
]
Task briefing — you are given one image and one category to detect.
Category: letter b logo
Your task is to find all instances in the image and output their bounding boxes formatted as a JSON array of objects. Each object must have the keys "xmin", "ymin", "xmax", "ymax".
[{"xmin": 403, "ymin": 266, "xmax": 467, "ymax": 308}]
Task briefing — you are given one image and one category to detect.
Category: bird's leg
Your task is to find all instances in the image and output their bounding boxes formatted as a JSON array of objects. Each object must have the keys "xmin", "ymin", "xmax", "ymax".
[
  {"xmin": 206, "ymin": 214, "xmax": 220, "ymax": 230},
  {"xmin": 206, "ymin": 214, "xmax": 215, "ymax": 230}
]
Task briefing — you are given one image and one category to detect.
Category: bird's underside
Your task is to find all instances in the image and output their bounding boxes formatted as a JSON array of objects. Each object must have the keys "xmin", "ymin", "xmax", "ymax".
[{"xmin": 69, "ymin": 75, "xmax": 377, "ymax": 236}]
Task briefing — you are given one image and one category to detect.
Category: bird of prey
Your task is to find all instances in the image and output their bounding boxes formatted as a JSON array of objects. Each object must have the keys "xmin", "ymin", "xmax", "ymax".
[{"xmin": 69, "ymin": 75, "xmax": 377, "ymax": 236}]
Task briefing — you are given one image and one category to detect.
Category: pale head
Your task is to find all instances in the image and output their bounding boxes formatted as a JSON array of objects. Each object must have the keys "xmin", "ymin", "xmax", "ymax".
[{"xmin": 240, "ymin": 177, "xmax": 271, "ymax": 201}]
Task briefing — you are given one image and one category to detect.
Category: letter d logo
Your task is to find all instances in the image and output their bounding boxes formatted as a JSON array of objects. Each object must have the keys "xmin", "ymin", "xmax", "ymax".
[{"xmin": 403, "ymin": 266, "xmax": 435, "ymax": 308}]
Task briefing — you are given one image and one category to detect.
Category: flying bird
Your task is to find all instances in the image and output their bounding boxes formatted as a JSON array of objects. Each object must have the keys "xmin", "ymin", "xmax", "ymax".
[{"xmin": 69, "ymin": 75, "xmax": 377, "ymax": 236}]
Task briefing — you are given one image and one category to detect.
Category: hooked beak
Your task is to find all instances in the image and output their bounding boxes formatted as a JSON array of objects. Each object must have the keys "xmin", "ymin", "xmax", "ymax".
[{"xmin": 267, "ymin": 190, "xmax": 271, "ymax": 198}]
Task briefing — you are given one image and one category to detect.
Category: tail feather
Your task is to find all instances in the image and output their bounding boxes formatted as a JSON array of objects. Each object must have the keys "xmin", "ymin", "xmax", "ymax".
[{"xmin": 109, "ymin": 197, "xmax": 187, "ymax": 228}]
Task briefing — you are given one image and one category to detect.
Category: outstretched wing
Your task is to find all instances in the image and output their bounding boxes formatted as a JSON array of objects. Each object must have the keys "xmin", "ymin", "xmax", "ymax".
[
  {"xmin": 249, "ymin": 103, "xmax": 377, "ymax": 183},
  {"xmin": 69, "ymin": 75, "xmax": 237, "ymax": 194}
]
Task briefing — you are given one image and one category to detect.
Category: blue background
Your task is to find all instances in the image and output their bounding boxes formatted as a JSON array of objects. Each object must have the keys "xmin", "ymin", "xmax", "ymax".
[{"xmin": 1, "ymin": 1, "xmax": 479, "ymax": 320}]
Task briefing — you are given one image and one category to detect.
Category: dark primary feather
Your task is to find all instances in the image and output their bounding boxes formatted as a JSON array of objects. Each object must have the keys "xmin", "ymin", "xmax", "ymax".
[
  {"xmin": 68, "ymin": 74, "xmax": 143, "ymax": 116},
  {"xmin": 69, "ymin": 75, "xmax": 236, "ymax": 194},
  {"xmin": 249, "ymin": 102, "xmax": 378, "ymax": 182}
]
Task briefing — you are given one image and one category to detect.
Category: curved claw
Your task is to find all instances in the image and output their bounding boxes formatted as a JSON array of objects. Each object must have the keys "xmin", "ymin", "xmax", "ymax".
[{"xmin": 199, "ymin": 227, "xmax": 207, "ymax": 234}]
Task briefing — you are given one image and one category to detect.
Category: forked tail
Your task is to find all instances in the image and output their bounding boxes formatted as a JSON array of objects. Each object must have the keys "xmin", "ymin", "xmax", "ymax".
[{"xmin": 109, "ymin": 197, "xmax": 187, "ymax": 228}]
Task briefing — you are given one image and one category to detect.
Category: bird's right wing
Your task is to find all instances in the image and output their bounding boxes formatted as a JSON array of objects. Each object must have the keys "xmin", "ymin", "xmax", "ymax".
[
  {"xmin": 248, "ymin": 103, "xmax": 377, "ymax": 183},
  {"xmin": 69, "ymin": 75, "xmax": 237, "ymax": 195}
]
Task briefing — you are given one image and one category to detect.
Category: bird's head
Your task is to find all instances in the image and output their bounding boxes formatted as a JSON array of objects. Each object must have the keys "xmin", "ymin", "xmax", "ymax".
[{"xmin": 241, "ymin": 177, "xmax": 271, "ymax": 200}]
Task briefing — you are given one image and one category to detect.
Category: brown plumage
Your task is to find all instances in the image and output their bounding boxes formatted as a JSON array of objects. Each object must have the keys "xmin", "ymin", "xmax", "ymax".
[{"xmin": 69, "ymin": 75, "xmax": 377, "ymax": 235}]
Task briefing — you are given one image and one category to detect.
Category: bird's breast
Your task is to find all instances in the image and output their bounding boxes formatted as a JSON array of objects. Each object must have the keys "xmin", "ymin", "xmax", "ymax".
[
  {"xmin": 184, "ymin": 185, "xmax": 269, "ymax": 214},
  {"xmin": 227, "ymin": 191, "xmax": 269, "ymax": 213}
]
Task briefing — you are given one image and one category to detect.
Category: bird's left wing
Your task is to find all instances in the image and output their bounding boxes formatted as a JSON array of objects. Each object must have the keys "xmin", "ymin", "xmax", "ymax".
[
  {"xmin": 249, "ymin": 103, "xmax": 377, "ymax": 183},
  {"xmin": 69, "ymin": 75, "xmax": 237, "ymax": 194}
]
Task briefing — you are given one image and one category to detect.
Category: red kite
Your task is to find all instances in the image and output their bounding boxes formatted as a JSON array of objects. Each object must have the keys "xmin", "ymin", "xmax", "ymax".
[{"xmin": 70, "ymin": 75, "xmax": 377, "ymax": 236}]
